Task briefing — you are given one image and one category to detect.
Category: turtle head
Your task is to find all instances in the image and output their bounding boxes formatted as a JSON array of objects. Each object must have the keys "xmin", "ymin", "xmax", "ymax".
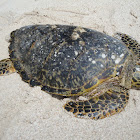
[{"xmin": 114, "ymin": 33, "xmax": 140, "ymax": 89}]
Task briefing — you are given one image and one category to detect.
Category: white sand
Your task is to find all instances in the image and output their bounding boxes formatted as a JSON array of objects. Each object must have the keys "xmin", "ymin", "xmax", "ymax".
[{"xmin": 0, "ymin": 0, "xmax": 140, "ymax": 140}]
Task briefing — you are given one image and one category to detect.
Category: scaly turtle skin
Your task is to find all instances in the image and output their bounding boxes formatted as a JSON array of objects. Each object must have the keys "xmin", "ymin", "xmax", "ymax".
[{"xmin": 0, "ymin": 25, "xmax": 140, "ymax": 120}]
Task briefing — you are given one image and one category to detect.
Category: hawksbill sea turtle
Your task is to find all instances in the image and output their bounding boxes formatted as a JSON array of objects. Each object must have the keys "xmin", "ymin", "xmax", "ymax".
[{"xmin": 0, "ymin": 24, "xmax": 139, "ymax": 120}]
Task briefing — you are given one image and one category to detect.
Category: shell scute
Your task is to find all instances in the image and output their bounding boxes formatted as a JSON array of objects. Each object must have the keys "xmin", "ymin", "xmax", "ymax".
[{"xmin": 9, "ymin": 25, "xmax": 129, "ymax": 96}]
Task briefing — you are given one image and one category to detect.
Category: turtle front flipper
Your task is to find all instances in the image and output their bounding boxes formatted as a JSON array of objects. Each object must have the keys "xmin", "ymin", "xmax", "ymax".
[
  {"xmin": 64, "ymin": 86, "xmax": 129, "ymax": 120},
  {"xmin": 114, "ymin": 33, "xmax": 140, "ymax": 58},
  {"xmin": 0, "ymin": 58, "xmax": 16, "ymax": 76},
  {"xmin": 114, "ymin": 33, "xmax": 140, "ymax": 89}
]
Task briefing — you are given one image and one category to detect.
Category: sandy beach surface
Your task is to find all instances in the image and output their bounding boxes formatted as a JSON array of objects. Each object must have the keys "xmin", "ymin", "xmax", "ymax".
[{"xmin": 0, "ymin": 0, "xmax": 140, "ymax": 140}]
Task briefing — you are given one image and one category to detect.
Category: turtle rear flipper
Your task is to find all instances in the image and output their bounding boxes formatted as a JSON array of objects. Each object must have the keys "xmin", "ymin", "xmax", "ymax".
[
  {"xmin": 64, "ymin": 86, "xmax": 129, "ymax": 120},
  {"xmin": 0, "ymin": 58, "xmax": 16, "ymax": 76}
]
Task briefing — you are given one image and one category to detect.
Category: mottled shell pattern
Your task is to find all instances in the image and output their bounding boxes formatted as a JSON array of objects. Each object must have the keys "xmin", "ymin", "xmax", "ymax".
[{"xmin": 9, "ymin": 25, "xmax": 129, "ymax": 96}]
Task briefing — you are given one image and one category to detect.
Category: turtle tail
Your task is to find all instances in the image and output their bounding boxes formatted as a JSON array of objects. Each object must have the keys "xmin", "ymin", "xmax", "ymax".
[
  {"xmin": 0, "ymin": 58, "xmax": 16, "ymax": 76},
  {"xmin": 64, "ymin": 87, "xmax": 129, "ymax": 120}
]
